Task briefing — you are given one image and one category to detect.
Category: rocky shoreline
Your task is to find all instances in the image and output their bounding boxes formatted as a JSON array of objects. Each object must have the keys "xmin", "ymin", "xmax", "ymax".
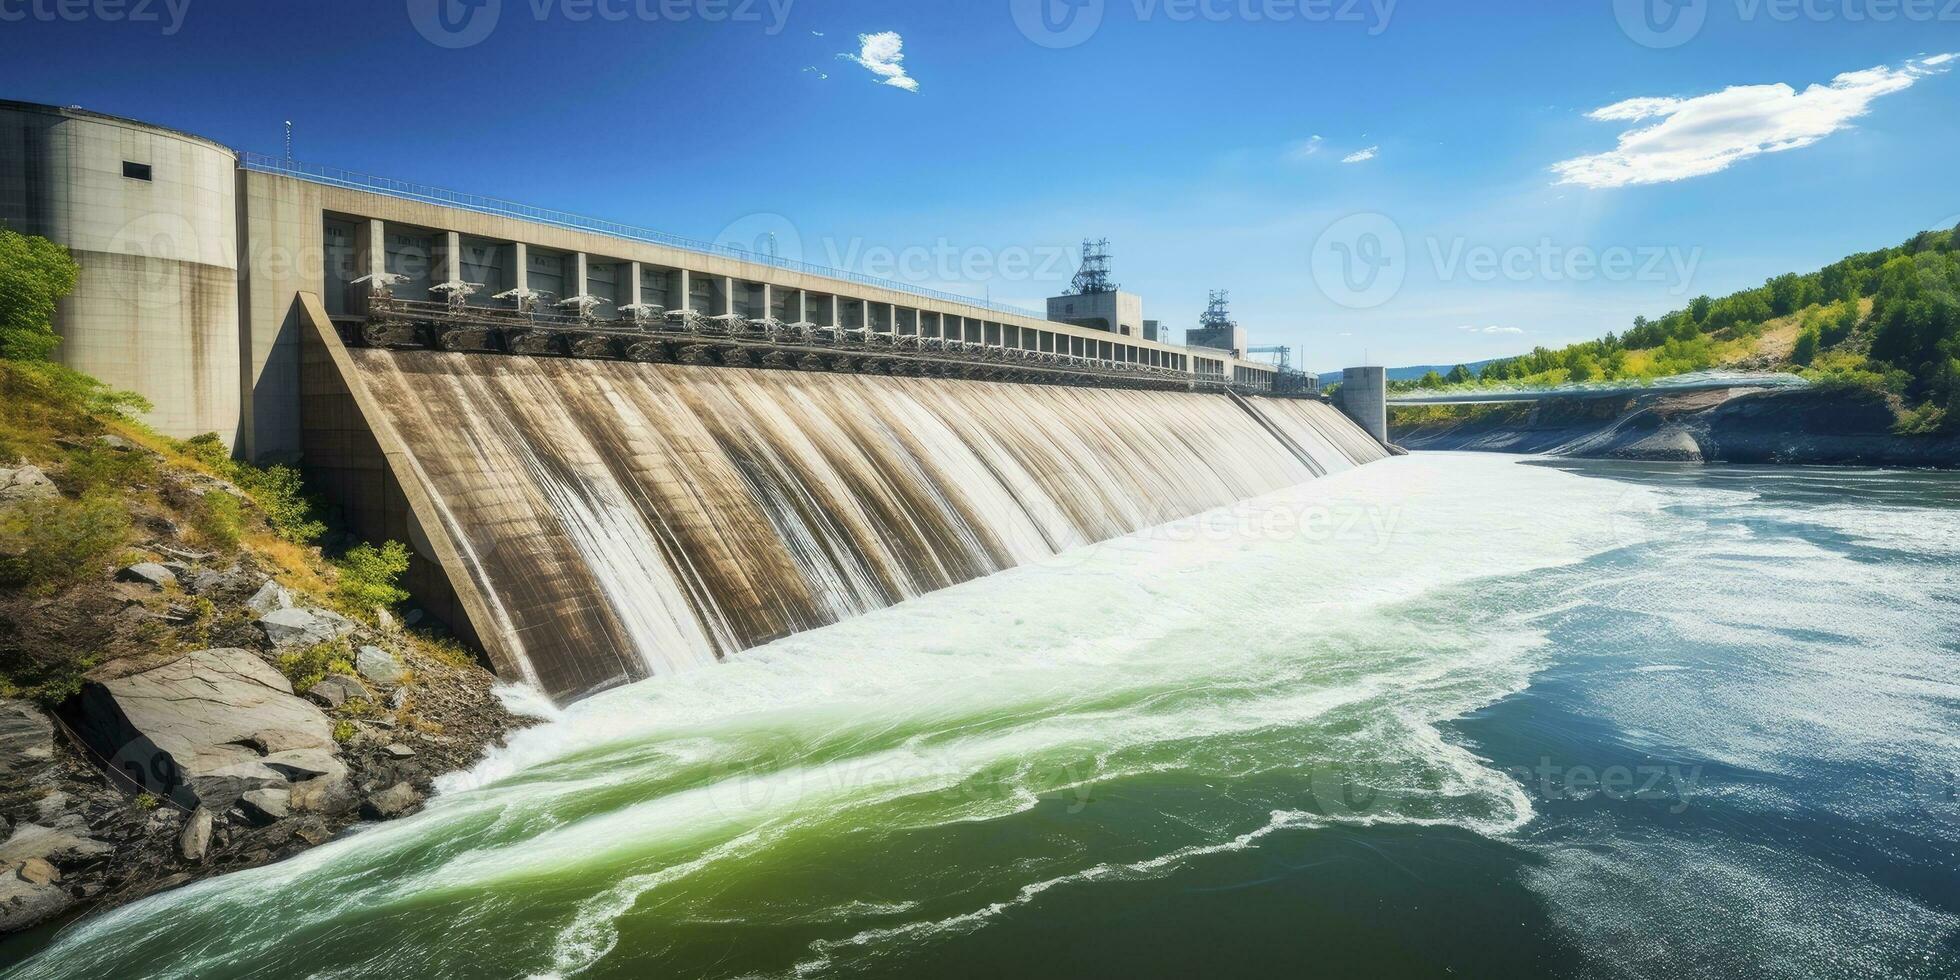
[
  {"xmin": 1, "ymin": 460, "xmax": 525, "ymax": 944},
  {"xmin": 1390, "ymin": 386, "xmax": 1960, "ymax": 468}
]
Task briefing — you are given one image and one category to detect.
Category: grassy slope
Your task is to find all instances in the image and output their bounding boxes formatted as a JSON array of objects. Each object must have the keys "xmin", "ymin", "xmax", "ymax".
[{"xmin": 0, "ymin": 358, "xmax": 476, "ymax": 706}]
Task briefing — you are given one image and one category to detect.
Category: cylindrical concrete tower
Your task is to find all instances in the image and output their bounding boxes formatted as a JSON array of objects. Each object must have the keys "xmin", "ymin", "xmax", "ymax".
[{"xmin": 0, "ymin": 101, "xmax": 240, "ymax": 444}]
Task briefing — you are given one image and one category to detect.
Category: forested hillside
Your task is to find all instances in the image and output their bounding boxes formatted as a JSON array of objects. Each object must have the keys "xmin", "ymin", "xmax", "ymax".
[{"xmin": 1400, "ymin": 224, "xmax": 1960, "ymax": 433}]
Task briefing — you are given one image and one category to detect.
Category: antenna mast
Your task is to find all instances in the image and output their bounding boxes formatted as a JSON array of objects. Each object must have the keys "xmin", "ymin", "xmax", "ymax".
[
  {"xmin": 1069, "ymin": 238, "xmax": 1118, "ymax": 295},
  {"xmin": 1199, "ymin": 289, "xmax": 1235, "ymax": 330}
]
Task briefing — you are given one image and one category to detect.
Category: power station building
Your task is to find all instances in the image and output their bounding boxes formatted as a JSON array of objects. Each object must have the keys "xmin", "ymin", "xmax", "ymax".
[
  {"xmin": 1, "ymin": 100, "xmax": 1306, "ymax": 461},
  {"xmin": 1185, "ymin": 290, "xmax": 1248, "ymax": 358}
]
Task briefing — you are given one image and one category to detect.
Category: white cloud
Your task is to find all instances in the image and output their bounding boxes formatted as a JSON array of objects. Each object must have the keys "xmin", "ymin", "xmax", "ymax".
[
  {"xmin": 1586, "ymin": 97, "xmax": 1684, "ymax": 122},
  {"xmin": 802, "ymin": 66, "xmax": 829, "ymax": 80},
  {"xmin": 1458, "ymin": 325, "xmax": 1524, "ymax": 335},
  {"xmin": 1553, "ymin": 55, "xmax": 1955, "ymax": 188},
  {"xmin": 1287, "ymin": 135, "xmax": 1325, "ymax": 160},
  {"xmin": 842, "ymin": 31, "xmax": 918, "ymax": 93},
  {"xmin": 1341, "ymin": 146, "xmax": 1379, "ymax": 164}
]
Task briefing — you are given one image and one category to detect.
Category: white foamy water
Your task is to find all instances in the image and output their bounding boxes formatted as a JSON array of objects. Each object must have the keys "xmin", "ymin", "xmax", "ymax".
[{"xmin": 346, "ymin": 353, "xmax": 1387, "ymax": 701}]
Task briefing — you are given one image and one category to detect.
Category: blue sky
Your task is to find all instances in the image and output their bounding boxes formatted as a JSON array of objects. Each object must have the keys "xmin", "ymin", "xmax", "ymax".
[{"xmin": 2, "ymin": 0, "xmax": 1956, "ymax": 371}]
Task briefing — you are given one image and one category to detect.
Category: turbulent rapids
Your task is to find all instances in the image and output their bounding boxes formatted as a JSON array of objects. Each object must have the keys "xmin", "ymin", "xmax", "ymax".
[{"xmin": 326, "ymin": 344, "xmax": 1387, "ymax": 701}]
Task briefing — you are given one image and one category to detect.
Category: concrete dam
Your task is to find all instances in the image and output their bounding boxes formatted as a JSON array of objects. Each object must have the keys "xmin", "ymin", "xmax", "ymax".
[
  {"xmin": 2, "ymin": 99, "xmax": 1394, "ymax": 703},
  {"xmin": 302, "ymin": 300, "xmax": 1387, "ymax": 701}
]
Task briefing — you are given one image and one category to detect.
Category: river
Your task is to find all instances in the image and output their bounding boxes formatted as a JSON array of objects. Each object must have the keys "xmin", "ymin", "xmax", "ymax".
[{"xmin": 5, "ymin": 453, "xmax": 1957, "ymax": 979}]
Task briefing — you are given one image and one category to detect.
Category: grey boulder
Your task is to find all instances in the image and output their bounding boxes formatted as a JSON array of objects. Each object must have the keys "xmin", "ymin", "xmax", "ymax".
[
  {"xmin": 70, "ymin": 647, "xmax": 335, "ymax": 810},
  {"xmin": 245, "ymin": 580, "xmax": 294, "ymax": 617},
  {"xmin": 0, "ymin": 870, "xmax": 72, "ymax": 933},
  {"xmin": 0, "ymin": 823, "xmax": 112, "ymax": 866},
  {"xmin": 0, "ymin": 464, "xmax": 57, "ymax": 506},
  {"xmin": 0, "ymin": 699, "xmax": 54, "ymax": 779},
  {"xmin": 178, "ymin": 807, "xmax": 213, "ymax": 863},
  {"xmin": 116, "ymin": 562, "xmax": 178, "ymax": 589},
  {"xmin": 256, "ymin": 607, "xmax": 356, "ymax": 649},
  {"xmin": 354, "ymin": 646, "xmax": 404, "ymax": 687},
  {"xmin": 238, "ymin": 788, "xmax": 291, "ymax": 825},
  {"xmin": 363, "ymin": 782, "xmax": 422, "ymax": 820},
  {"xmin": 261, "ymin": 747, "xmax": 348, "ymax": 783},
  {"xmin": 245, "ymin": 728, "xmax": 332, "ymax": 755},
  {"xmin": 289, "ymin": 774, "xmax": 359, "ymax": 817},
  {"xmin": 187, "ymin": 566, "xmax": 245, "ymax": 595},
  {"xmin": 305, "ymin": 675, "xmax": 368, "ymax": 709}
]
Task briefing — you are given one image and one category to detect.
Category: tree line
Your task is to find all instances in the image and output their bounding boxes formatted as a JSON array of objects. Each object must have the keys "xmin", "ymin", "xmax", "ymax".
[{"xmin": 1395, "ymin": 224, "xmax": 1960, "ymax": 432}]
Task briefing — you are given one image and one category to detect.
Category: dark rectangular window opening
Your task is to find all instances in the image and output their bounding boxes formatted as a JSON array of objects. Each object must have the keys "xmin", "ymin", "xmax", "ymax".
[{"xmin": 122, "ymin": 161, "xmax": 152, "ymax": 181}]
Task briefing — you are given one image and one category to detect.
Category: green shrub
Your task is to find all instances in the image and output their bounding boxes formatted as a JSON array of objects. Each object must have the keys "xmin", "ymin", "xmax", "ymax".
[
  {"xmin": 1804, "ymin": 365, "xmax": 1892, "ymax": 394},
  {"xmin": 0, "ymin": 226, "xmax": 79, "ymax": 362},
  {"xmin": 1894, "ymin": 402, "xmax": 1947, "ymax": 435},
  {"xmin": 175, "ymin": 432, "xmax": 231, "ymax": 469},
  {"xmin": 240, "ymin": 464, "xmax": 325, "ymax": 543},
  {"xmin": 0, "ymin": 650, "xmax": 99, "ymax": 707},
  {"xmin": 188, "ymin": 490, "xmax": 245, "ymax": 552},
  {"xmin": 59, "ymin": 443, "xmax": 158, "ymax": 495},
  {"xmin": 277, "ymin": 641, "xmax": 343, "ymax": 693},
  {"xmin": 173, "ymin": 433, "xmax": 324, "ymax": 544},
  {"xmin": 182, "ymin": 595, "xmax": 218, "ymax": 647},
  {"xmin": 335, "ymin": 540, "xmax": 411, "ymax": 611},
  {"xmin": 1792, "ymin": 328, "xmax": 1820, "ymax": 366},
  {"xmin": 1820, "ymin": 301, "xmax": 1859, "ymax": 348},
  {"xmin": 0, "ymin": 493, "xmax": 130, "ymax": 592}
]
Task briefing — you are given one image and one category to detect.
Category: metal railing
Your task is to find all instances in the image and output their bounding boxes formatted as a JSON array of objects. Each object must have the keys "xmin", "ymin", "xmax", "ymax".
[
  {"xmin": 357, "ymin": 294, "xmax": 1289, "ymax": 394},
  {"xmin": 237, "ymin": 152, "xmax": 1048, "ymax": 320}
]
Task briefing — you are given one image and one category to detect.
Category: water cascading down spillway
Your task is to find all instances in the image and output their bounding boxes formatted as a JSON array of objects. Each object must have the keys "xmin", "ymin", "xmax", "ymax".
[{"xmin": 299, "ymin": 304, "xmax": 1390, "ymax": 703}]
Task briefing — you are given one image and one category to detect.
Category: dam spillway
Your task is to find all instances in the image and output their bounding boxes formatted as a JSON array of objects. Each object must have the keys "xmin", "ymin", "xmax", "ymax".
[{"xmin": 301, "ymin": 302, "xmax": 1388, "ymax": 702}]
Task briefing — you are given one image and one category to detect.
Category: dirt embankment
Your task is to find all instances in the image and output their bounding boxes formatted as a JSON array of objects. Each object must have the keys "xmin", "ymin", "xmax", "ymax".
[{"xmin": 1391, "ymin": 386, "xmax": 1960, "ymax": 467}]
